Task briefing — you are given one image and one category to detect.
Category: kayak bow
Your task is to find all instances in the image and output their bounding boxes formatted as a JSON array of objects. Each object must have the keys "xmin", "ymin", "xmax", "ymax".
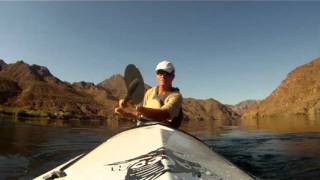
[{"xmin": 35, "ymin": 124, "xmax": 255, "ymax": 180}]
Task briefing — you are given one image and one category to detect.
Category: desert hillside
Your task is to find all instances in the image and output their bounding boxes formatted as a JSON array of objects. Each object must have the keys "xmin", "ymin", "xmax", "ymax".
[
  {"xmin": 227, "ymin": 100, "xmax": 258, "ymax": 116},
  {"xmin": 243, "ymin": 58, "xmax": 320, "ymax": 120},
  {"xmin": 0, "ymin": 60, "xmax": 115, "ymax": 118}
]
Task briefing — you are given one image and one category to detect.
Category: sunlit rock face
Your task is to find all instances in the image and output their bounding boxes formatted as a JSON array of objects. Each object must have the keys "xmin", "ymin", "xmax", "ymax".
[
  {"xmin": 243, "ymin": 58, "xmax": 320, "ymax": 120},
  {"xmin": 227, "ymin": 100, "xmax": 259, "ymax": 116},
  {"xmin": 0, "ymin": 60, "xmax": 114, "ymax": 119}
]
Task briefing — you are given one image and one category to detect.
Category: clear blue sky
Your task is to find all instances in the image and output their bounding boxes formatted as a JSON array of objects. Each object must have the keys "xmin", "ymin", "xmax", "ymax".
[{"xmin": 0, "ymin": 2, "xmax": 319, "ymax": 105}]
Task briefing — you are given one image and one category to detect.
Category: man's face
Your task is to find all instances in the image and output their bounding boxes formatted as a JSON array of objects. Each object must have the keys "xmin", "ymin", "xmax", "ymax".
[{"xmin": 156, "ymin": 70, "xmax": 174, "ymax": 86}]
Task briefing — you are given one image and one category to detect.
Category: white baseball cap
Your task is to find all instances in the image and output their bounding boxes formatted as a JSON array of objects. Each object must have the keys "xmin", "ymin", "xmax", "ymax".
[{"xmin": 155, "ymin": 60, "xmax": 175, "ymax": 74}]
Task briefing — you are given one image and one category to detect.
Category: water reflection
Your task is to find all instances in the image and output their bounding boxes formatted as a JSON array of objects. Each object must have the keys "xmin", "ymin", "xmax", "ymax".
[
  {"xmin": 241, "ymin": 116, "xmax": 320, "ymax": 133},
  {"xmin": 180, "ymin": 118, "xmax": 227, "ymax": 139}
]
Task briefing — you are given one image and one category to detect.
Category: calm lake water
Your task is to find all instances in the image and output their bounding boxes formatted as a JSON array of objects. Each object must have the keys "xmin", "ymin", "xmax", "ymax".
[{"xmin": 1, "ymin": 116, "xmax": 320, "ymax": 180}]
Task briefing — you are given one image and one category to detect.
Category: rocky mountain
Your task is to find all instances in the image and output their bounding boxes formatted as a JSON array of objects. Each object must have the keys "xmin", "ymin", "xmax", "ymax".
[
  {"xmin": 0, "ymin": 60, "xmax": 114, "ymax": 118},
  {"xmin": 183, "ymin": 98, "xmax": 238, "ymax": 122},
  {"xmin": 72, "ymin": 81, "xmax": 118, "ymax": 115},
  {"xmin": 0, "ymin": 77, "xmax": 21, "ymax": 103},
  {"xmin": 227, "ymin": 100, "xmax": 258, "ymax": 116},
  {"xmin": 98, "ymin": 74, "xmax": 151, "ymax": 100},
  {"xmin": 98, "ymin": 74, "xmax": 127, "ymax": 100},
  {"xmin": 0, "ymin": 60, "xmax": 60, "ymax": 88},
  {"xmin": 242, "ymin": 58, "xmax": 320, "ymax": 120}
]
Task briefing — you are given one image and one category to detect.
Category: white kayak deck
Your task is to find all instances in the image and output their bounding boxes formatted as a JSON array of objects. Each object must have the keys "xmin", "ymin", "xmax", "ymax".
[{"xmin": 35, "ymin": 124, "xmax": 255, "ymax": 180}]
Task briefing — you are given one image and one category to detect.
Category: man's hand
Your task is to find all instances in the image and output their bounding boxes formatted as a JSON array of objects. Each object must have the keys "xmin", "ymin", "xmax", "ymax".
[
  {"xmin": 114, "ymin": 99, "xmax": 139, "ymax": 119},
  {"xmin": 118, "ymin": 99, "xmax": 127, "ymax": 108}
]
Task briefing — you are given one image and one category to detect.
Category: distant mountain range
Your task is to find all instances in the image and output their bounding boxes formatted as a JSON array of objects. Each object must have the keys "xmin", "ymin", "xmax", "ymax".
[
  {"xmin": 0, "ymin": 59, "xmax": 237, "ymax": 126},
  {"xmin": 2, "ymin": 57, "xmax": 319, "ymax": 126}
]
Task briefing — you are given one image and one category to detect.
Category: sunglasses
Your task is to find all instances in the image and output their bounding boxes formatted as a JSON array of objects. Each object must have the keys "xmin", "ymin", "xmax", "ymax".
[{"xmin": 156, "ymin": 70, "xmax": 172, "ymax": 76}]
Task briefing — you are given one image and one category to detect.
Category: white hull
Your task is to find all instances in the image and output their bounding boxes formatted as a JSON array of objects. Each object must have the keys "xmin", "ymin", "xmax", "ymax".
[{"xmin": 35, "ymin": 124, "xmax": 255, "ymax": 180}]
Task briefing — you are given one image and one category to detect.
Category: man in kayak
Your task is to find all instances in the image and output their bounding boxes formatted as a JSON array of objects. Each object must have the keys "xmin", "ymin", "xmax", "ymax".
[{"xmin": 115, "ymin": 60, "xmax": 183, "ymax": 128}]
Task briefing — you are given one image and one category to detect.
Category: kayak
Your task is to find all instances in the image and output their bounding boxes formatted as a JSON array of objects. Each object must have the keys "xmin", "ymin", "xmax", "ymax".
[{"xmin": 34, "ymin": 124, "xmax": 255, "ymax": 180}]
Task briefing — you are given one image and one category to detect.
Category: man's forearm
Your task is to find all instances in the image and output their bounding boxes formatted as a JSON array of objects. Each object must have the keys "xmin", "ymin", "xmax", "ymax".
[{"xmin": 137, "ymin": 106, "xmax": 170, "ymax": 122}]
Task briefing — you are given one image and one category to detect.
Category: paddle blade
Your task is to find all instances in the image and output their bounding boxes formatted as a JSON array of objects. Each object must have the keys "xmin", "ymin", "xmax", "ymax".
[
  {"xmin": 124, "ymin": 64, "xmax": 145, "ymax": 104},
  {"xmin": 124, "ymin": 78, "xmax": 140, "ymax": 102}
]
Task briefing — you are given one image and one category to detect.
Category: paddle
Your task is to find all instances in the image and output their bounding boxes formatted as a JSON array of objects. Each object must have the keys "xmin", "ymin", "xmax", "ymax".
[
  {"xmin": 114, "ymin": 64, "xmax": 145, "ymax": 118},
  {"xmin": 123, "ymin": 64, "xmax": 145, "ymax": 105}
]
